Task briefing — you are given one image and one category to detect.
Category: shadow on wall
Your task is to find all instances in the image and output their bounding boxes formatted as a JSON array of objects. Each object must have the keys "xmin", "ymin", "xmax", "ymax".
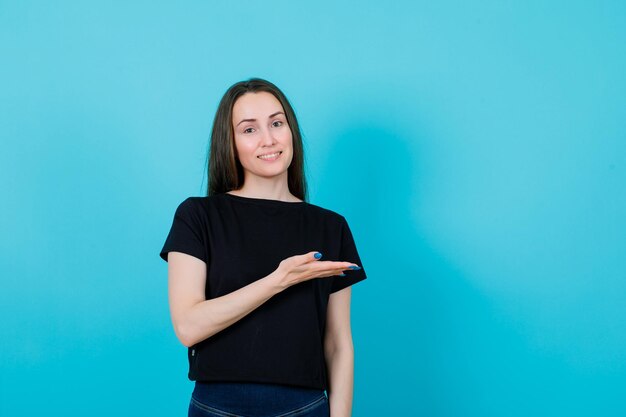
[{"xmin": 314, "ymin": 113, "xmax": 570, "ymax": 416}]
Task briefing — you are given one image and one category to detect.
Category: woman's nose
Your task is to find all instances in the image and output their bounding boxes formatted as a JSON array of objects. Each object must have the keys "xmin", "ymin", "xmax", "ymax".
[{"xmin": 260, "ymin": 127, "xmax": 276, "ymax": 145}]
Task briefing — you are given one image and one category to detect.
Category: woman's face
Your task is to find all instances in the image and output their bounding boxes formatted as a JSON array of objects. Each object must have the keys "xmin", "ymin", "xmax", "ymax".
[{"xmin": 231, "ymin": 91, "xmax": 293, "ymax": 181}]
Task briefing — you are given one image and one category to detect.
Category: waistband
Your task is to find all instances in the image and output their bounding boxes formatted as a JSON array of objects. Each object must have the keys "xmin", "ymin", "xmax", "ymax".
[{"xmin": 192, "ymin": 381, "xmax": 326, "ymax": 415}]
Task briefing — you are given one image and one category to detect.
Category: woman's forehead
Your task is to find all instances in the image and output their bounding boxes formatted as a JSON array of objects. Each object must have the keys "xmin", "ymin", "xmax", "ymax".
[{"xmin": 233, "ymin": 92, "xmax": 284, "ymax": 118}]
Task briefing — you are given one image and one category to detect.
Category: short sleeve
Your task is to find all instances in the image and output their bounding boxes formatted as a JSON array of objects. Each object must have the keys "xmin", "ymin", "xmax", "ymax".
[
  {"xmin": 331, "ymin": 216, "xmax": 368, "ymax": 293},
  {"xmin": 159, "ymin": 198, "xmax": 208, "ymax": 264}
]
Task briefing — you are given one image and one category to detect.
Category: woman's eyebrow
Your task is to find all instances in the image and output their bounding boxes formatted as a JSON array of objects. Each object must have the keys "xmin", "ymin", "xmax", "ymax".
[{"xmin": 236, "ymin": 111, "xmax": 285, "ymax": 126}]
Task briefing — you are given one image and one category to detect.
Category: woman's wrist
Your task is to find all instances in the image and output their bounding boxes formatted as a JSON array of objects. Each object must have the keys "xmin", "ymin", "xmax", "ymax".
[{"xmin": 265, "ymin": 270, "xmax": 290, "ymax": 293}]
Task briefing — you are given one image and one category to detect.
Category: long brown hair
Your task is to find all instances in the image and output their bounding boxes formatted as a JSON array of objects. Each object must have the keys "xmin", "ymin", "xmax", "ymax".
[{"xmin": 205, "ymin": 78, "xmax": 308, "ymax": 202}]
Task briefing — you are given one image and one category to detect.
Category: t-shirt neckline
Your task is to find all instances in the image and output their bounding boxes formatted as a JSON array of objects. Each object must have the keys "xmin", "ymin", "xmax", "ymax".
[{"xmin": 223, "ymin": 192, "xmax": 306, "ymax": 207}]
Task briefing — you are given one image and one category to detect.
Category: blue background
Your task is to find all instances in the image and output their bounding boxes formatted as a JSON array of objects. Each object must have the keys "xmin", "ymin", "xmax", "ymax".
[{"xmin": 1, "ymin": 1, "xmax": 625, "ymax": 416}]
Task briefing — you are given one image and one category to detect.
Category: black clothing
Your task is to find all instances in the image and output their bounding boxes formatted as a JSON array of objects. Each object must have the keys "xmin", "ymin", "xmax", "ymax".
[{"xmin": 159, "ymin": 193, "xmax": 367, "ymax": 390}]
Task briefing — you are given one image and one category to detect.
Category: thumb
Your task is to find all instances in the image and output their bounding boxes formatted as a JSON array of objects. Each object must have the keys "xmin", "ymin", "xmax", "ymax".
[{"xmin": 303, "ymin": 251, "xmax": 323, "ymax": 263}]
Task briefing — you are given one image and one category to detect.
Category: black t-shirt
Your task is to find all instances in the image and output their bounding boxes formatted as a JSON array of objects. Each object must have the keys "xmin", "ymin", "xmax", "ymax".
[{"xmin": 159, "ymin": 193, "xmax": 367, "ymax": 390}]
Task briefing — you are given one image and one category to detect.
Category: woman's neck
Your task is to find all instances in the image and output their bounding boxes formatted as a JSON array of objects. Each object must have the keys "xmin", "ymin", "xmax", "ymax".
[{"xmin": 228, "ymin": 177, "xmax": 302, "ymax": 202}]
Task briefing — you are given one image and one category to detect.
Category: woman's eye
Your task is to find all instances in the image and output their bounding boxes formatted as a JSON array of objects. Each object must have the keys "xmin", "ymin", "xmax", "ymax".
[
  {"xmin": 243, "ymin": 127, "xmax": 254, "ymax": 133},
  {"xmin": 272, "ymin": 120, "xmax": 283, "ymax": 127}
]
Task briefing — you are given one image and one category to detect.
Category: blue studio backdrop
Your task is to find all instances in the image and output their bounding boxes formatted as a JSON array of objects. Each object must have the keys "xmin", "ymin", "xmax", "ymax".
[{"xmin": 1, "ymin": 1, "xmax": 625, "ymax": 416}]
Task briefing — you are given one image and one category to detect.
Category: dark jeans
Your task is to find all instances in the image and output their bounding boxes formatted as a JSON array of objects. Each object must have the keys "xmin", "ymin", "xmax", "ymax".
[{"xmin": 188, "ymin": 381, "xmax": 330, "ymax": 417}]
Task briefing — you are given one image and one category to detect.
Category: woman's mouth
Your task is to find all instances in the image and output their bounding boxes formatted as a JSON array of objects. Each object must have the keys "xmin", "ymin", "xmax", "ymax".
[{"xmin": 257, "ymin": 151, "xmax": 282, "ymax": 161}]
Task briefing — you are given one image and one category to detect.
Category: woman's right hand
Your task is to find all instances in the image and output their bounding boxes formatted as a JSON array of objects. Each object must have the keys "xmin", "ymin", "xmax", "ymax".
[{"xmin": 271, "ymin": 251, "xmax": 359, "ymax": 289}]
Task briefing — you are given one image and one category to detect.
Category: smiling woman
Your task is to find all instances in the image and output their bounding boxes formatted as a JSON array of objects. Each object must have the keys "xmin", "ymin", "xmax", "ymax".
[
  {"xmin": 206, "ymin": 78, "xmax": 307, "ymax": 202},
  {"xmin": 159, "ymin": 78, "xmax": 368, "ymax": 417}
]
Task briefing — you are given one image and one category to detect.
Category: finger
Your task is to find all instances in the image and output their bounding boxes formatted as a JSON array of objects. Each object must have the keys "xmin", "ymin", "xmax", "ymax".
[
  {"xmin": 301, "ymin": 251, "xmax": 323, "ymax": 263},
  {"xmin": 309, "ymin": 261, "xmax": 355, "ymax": 271},
  {"xmin": 326, "ymin": 268, "xmax": 352, "ymax": 278},
  {"xmin": 290, "ymin": 252, "xmax": 322, "ymax": 267},
  {"xmin": 328, "ymin": 267, "xmax": 349, "ymax": 277},
  {"xmin": 311, "ymin": 263, "xmax": 355, "ymax": 276}
]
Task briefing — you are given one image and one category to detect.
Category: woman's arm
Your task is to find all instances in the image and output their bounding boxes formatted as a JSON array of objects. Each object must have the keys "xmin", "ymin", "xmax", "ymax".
[
  {"xmin": 324, "ymin": 286, "xmax": 355, "ymax": 417},
  {"xmin": 167, "ymin": 251, "xmax": 355, "ymax": 347},
  {"xmin": 167, "ymin": 251, "xmax": 285, "ymax": 347}
]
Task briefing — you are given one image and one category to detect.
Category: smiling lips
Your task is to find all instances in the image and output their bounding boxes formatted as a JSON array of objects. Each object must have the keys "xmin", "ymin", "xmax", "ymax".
[{"xmin": 257, "ymin": 151, "xmax": 282, "ymax": 161}]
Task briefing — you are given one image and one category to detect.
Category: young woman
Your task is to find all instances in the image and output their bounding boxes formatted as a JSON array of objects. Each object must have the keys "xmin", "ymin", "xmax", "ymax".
[{"xmin": 160, "ymin": 78, "xmax": 367, "ymax": 417}]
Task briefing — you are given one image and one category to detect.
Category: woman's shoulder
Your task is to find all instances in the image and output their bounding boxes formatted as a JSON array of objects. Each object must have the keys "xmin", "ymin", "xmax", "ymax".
[
  {"xmin": 303, "ymin": 201, "xmax": 347, "ymax": 224},
  {"xmin": 172, "ymin": 195, "xmax": 219, "ymax": 217},
  {"xmin": 175, "ymin": 195, "xmax": 209, "ymax": 208}
]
